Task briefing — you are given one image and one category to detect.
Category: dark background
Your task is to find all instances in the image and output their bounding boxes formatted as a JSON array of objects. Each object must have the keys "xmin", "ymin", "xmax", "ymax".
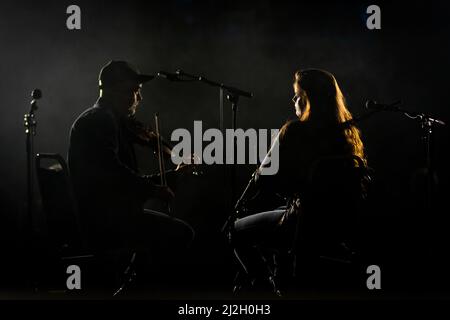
[{"xmin": 0, "ymin": 0, "xmax": 449, "ymax": 298}]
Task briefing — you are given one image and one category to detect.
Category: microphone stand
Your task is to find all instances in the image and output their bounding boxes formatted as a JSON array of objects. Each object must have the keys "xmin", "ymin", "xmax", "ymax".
[
  {"xmin": 174, "ymin": 70, "xmax": 253, "ymax": 234},
  {"xmin": 398, "ymin": 109, "xmax": 445, "ymax": 213},
  {"xmin": 365, "ymin": 101, "xmax": 445, "ymax": 212},
  {"xmin": 221, "ymin": 169, "xmax": 258, "ymax": 235}
]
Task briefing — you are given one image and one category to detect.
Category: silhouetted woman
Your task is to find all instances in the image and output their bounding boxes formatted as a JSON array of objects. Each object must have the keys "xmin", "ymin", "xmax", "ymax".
[{"xmin": 231, "ymin": 68, "xmax": 367, "ymax": 295}]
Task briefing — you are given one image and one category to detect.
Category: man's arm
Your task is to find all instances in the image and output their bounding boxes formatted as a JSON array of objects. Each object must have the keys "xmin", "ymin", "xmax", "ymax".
[{"xmin": 71, "ymin": 111, "xmax": 169, "ymax": 200}]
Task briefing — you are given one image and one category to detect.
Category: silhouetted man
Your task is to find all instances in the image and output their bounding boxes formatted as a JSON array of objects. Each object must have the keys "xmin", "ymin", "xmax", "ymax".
[{"xmin": 68, "ymin": 61, "xmax": 194, "ymax": 256}]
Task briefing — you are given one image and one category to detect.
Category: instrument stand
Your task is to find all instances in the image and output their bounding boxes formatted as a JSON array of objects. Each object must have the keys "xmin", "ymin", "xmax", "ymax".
[
  {"xmin": 23, "ymin": 89, "xmax": 41, "ymax": 290},
  {"xmin": 24, "ymin": 89, "xmax": 41, "ymax": 236}
]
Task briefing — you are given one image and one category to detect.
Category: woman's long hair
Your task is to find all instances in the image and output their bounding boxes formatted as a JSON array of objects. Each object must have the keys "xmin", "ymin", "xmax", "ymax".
[{"xmin": 293, "ymin": 69, "xmax": 367, "ymax": 165}]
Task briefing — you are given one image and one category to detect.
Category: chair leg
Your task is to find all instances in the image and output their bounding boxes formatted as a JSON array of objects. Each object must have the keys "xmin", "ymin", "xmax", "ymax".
[
  {"xmin": 113, "ymin": 252, "xmax": 137, "ymax": 297},
  {"xmin": 232, "ymin": 255, "xmax": 282, "ymax": 297},
  {"xmin": 263, "ymin": 253, "xmax": 282, "ymax": 297}
]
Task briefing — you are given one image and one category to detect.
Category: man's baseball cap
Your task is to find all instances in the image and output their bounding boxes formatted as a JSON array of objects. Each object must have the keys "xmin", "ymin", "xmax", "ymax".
[{"xmin": 99, "ymin": 60, "xmax": 154, "ymax": 89}]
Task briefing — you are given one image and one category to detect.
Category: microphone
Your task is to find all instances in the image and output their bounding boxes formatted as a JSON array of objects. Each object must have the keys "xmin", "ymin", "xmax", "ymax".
[
  {"xmin": 365, "ymin": 100, "xmax": 401, "ymax": 111},
  {"xmin": 30, "ymin": 89, "xmax": 42, "ymax": 112},
  {"xmin": 31, "ymin": 89, "xmax": 42, "ymax": 100},
  {"xmin": 157, "ymin": 71, "xmax": 181, "ymax": 81}
]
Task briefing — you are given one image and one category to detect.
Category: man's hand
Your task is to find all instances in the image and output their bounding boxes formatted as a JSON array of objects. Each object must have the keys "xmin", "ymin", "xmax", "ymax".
[{"xmin": 175, "ymin": 153, "xmax": 201, "ymax": 171}]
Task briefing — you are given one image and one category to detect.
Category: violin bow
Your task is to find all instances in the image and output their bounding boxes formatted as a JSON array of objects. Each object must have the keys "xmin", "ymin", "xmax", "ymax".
[
  {"xmin": 154, "ymin": 113, "xmax": 170, "ymax": 213},
  {"xmin": 154, "ymin": 113, "xmax": 166, "ymax": 186}
]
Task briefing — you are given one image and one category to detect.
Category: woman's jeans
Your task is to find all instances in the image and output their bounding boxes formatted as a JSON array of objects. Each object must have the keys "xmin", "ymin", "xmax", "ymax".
[{"xmin": 231, "ymin": 206, "xmax": 296, "ymax": 280}]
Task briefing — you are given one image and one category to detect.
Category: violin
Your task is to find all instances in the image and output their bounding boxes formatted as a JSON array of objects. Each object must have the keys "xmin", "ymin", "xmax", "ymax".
[
  {"xmin": 124, "ymin": 115, "xmax": 202, "ymax": 178},
  {"xmin": 124, "ymin": 115, "xmax": 172, "ymax": 156}
]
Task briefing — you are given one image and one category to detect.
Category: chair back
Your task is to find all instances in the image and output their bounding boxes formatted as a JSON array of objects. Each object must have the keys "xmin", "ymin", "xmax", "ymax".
[
  {"xmin": 297, "ymin": 155, "xmax": 370, "ymax": 260},
  {"xmin": 35, "ymin": 153, "xmax": 84, "ymax": 253}
]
